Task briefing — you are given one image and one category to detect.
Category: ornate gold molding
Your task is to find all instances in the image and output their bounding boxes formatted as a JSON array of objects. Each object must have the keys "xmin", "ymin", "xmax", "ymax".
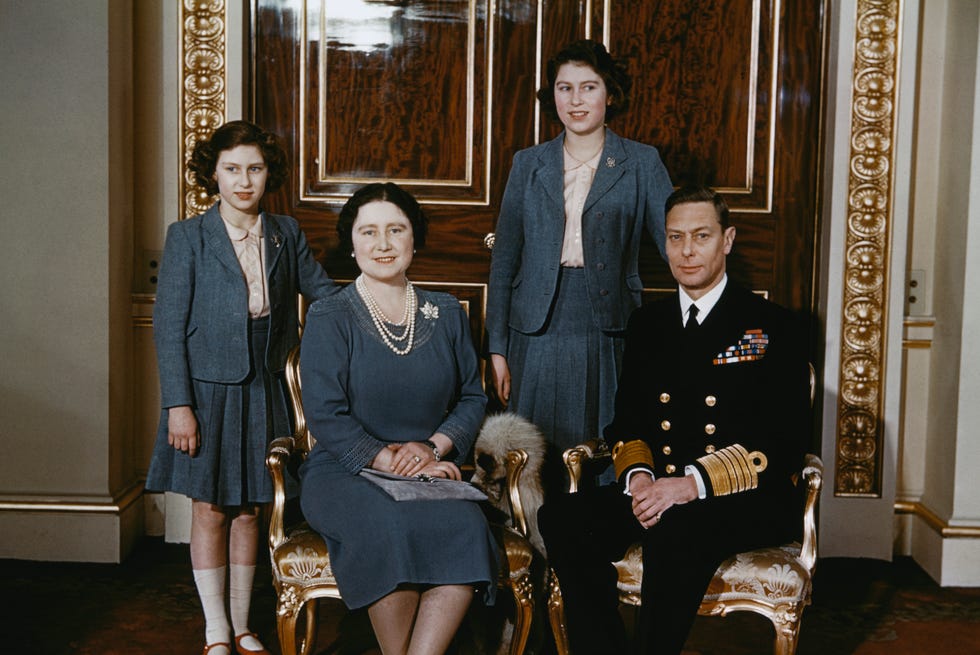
[
  {"xmin": 835, "ymin": 0, "xmax": 901, "ymax": 497},
  {"xmin": 179, "ymin": 0, "xmax": 227, "ymax": 218}
]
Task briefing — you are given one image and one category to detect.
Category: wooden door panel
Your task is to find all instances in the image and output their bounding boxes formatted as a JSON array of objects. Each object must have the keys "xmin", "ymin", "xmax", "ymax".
[
  {"xmin": 253, "ymin": 0, "xmax": 824, "ymax": 320},
  {"xmin": 302, "ymin": 0, "xmax": 489, "ymax": 201}
]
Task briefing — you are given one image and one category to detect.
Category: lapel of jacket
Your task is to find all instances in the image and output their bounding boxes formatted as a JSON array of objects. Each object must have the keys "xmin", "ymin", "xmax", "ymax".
[
  {"xmin": 263, "ymin": 213, "xmax": 285, "ymax": 278},
  {"xmin": 583, "ymin": 129, "xmax": 628, "ymax": 214},
  {"xmin": 534, "ymin": 134, "xmax": 566, "ymax": 211},
  {"xmin": 202, "ymin": 203, "xmax": 244, "ymax": 276}
]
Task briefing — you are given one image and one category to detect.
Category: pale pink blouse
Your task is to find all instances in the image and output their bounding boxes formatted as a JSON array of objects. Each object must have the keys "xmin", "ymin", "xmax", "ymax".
[
  {"xmin": 560, "ymin": 147, "xmax": 601, "ymax": 267},
  {"xmin": 221, "ymin": 214, "xmax": 270, "ymax": 318}
]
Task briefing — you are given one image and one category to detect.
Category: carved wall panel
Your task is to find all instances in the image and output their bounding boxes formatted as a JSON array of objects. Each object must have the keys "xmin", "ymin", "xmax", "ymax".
[
  {"xmin": 179, "ymin": 0, "xmax": 227, "ymax": 218},
  {"xmin": 834, "ymin": 0, "xmax": 902, "ymax": 497},
  {"xmin": 597, "ymin": 0, "xmax": 776, "ymax": 210},
  {"xmin": 299, "ymin": 0, "xmax": 491, "ymax": 203}
]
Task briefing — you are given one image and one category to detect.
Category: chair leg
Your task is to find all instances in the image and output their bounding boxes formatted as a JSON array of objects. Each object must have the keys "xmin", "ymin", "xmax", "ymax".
[
  {"xmin": 508, "ymin": 573, "xmax": 534, "ymax": 655},
  {"xmin": 276, "ymin": 591, "xmax": 302, "ymax": 655},
  {"xmin": 770, "ymin": 610, "xmax": 802, "ymax": 655},
  {"xmin": 299, "ymin": 598, "xmax": 319, "ymax": 655},
  {"xmin": 547, "ymin": 571, "xmax": 571, "ymax": 655},
  {"xmin": 275, "ymin": 586, "xmax": 320, "ymax": 655}
]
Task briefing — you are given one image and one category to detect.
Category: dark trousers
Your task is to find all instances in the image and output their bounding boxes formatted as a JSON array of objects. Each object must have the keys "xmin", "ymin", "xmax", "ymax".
[{"xmin": 539, "ymin": 483, "xmax": 798, "ymax": 655}]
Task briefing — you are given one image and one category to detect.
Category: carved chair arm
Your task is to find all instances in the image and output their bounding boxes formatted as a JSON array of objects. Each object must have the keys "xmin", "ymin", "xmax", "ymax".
[
  {"xmin": 503, "ymin": 448, "xmax": 531, "ymax": 537},
  {"xmin": 799, "ymin": 453, "xmax": 824, "ymax": 571},
  {"xmin": 265, "ymin": 435, "xmax": 298, "ymax": 552},
  {"xmin": 563, "ymin": 438, "xmax": 610, "ymax": 493}
]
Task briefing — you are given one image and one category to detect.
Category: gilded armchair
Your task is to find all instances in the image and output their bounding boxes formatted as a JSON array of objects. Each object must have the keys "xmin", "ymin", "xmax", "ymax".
[
  {"xmin": 266, "ymin": 346, "xmax": 536, "ymax": 655},
  {"xmin": 547, "ymin": 365, "xmax": 822, "ymax": 655}
]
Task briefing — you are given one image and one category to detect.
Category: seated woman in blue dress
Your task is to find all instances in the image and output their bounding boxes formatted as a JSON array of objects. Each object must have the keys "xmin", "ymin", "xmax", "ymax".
[{"xmin": 299, "ymin": 182, "xmax": 498, "ymax": 654}]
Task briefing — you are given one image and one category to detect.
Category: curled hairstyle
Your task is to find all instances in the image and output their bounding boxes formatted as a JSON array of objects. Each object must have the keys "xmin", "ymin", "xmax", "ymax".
[
  {"xmin": 665, "ymin": 185, "xmax": 731, "ymax": 228},
  {"xmin": 188, "ymin": 120, "xmax": 289, "ymax": 196},
  {"xmin": 537, "ymin": 39, "xmax": 632, "ymax": 123},
  {"xmin": 337, "ymin": 182, "xmax": 429, "ymax": 254}
]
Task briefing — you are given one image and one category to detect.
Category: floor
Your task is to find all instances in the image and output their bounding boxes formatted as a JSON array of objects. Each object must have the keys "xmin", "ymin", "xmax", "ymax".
[{"xmin": 2, "ymin": 537, "xmax": 979, "ymax": 654}]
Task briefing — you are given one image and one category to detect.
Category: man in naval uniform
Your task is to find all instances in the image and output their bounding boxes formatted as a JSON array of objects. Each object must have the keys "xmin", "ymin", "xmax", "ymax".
[{"xmin": 538, "ymin": 184, "xmax": 812, "ymax": 654}]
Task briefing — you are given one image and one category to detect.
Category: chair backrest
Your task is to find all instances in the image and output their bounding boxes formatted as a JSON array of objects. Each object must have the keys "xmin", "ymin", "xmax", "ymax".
[{"xmin": 284, "ymin": 345, "xmax": 315, "ymax": 455}]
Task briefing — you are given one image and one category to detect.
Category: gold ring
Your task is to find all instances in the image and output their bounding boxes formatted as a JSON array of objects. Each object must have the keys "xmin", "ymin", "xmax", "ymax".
[{"xmin": 413, "ymin": 455, "xmax": 422, "ymax": 463}]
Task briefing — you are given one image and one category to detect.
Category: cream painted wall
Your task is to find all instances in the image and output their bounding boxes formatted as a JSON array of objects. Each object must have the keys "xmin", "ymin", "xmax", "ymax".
[
  {"xmin": 895, "ymin": 0, "xmax": 980, "ymax": 585},
  {"xmin": 924, "ymin": 0, "xmax": 976, "ymax": 518},
  {"xmin": 0, "ymin": 0, "xmax": 142, "ymax": 561}
]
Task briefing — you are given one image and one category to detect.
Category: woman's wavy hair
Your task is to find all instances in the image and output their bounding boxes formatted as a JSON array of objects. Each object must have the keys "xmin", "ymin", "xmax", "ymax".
[
  {"xmin": 337, "ymin": 182, "xmax": 429, "ymax": 254},
  {"xmin": 537, "ymin": 39, "xmax": 632, "ymax": 123},
  {"xmin": 188, "ymin": 120, "xmax": 289, "ymax": 196}
]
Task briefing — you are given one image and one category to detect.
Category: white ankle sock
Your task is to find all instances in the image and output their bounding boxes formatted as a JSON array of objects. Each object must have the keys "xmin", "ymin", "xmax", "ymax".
[
  {"xmin": 193, "ymin": 566, "xmax": 230, "ymax": 646},
  {"xmin": 230, "ymin": 563, "xmax": 263, "ymax": 650}
]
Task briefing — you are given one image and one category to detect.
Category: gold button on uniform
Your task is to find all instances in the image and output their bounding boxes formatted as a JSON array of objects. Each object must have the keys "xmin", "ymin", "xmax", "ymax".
[
  {"xmin": 661, "ymin": 420, "xmax": 671, "ymax": 431},
  {"xmin": 662, "ymin": 445, "xmax": 671, "ymax": 455},
  {"xmin": 705, "ymin": 395, "xmax": 717, "ymax": 407},
  {"xmin": 665, "ymin": 464, "xmax": 676, "ymax": 474},
  {"xmin": 705, "ymin": 424, "xmax": 716, "ymax": 435},
  {"xmin": 705, "ymin": 444, "xmax": 716, "ymax": 454},
  {"xmin": 659, "ymin": 392, "xmax": 670, "ymax": 403}
]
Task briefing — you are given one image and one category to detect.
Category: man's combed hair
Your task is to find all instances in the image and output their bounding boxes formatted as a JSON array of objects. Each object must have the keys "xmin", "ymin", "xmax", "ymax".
[{"xmin": 665, "ymin": 185, "xmax": 731, "ymax": 228}]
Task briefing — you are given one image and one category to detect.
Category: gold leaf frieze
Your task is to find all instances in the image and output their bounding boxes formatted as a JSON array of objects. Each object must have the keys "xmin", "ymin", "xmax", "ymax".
[
  {"xmin": 835, "ymin": 0, "xmax": 901, "ymax": 497},
  {"xmin": 179, "ymin": 0, "xmax": 226, "ymax": 219}
]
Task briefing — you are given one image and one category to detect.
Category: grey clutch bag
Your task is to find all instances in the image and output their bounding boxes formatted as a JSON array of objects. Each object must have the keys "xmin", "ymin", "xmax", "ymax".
[{"xmin": 359, "ymin": 468, "xmax": 488, "ymax": 502}]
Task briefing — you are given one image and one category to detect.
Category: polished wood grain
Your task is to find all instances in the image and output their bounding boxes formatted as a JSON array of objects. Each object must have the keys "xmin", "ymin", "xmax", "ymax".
[{"xmin": 253, "ymin": 0, "xmax": 825, "ymax": 322}]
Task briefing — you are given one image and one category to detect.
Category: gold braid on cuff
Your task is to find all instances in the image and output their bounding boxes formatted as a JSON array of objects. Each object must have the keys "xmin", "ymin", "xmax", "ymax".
[
  {"xmin": 611, "ymin": 440, "xmax": 655, "ymax": 480},
  {"xmin": 696, "ymin": 444, "xmax": 768, "ymax": 496}
]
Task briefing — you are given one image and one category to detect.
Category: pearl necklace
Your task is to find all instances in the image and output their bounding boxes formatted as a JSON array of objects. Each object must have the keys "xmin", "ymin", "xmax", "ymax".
[{"xmin": 355, "ymin": 275, "xmax": 417, "ymax": 356}]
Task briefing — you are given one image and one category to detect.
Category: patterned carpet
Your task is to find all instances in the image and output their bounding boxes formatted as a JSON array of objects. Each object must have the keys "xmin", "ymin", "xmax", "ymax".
[{"xmin": 1, "ymin": 538, "xmax": 978, "ymax": 654}]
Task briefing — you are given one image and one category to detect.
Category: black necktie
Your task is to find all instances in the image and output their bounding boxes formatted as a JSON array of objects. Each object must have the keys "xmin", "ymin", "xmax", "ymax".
[{"xmin": 686, "ymin": 304, "xmax": 700, "ymax": 331}]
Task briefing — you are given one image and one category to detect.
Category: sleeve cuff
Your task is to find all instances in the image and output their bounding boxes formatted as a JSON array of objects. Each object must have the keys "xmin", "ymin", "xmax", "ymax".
[
  {"xmin": 611, "ymin": 440, "xmax": 654, "ymax": 481},
  {"xmin": 695, "ymin": 444, "xmax": 768, "ymax": 496},
  {"xmin": 684, "ymin": 465, "xmax": 707, "ymax": 499},
  {"xmin": 623, "ymin": 467, "xmax": 654, "ymax": 496}
]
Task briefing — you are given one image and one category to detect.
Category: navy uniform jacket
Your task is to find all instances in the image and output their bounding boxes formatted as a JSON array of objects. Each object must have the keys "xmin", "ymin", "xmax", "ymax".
[
  {"xmin": 486, "ymin": 129, "xmax": 672, "ymax": 355},
  {"xmin": 154, "ymin": 203, "xmax": 335, "ymax": 409},
  {"xmin": 606, "ymin": 282, "xmax": 811, "ymax": 500},
  {"xmin": 540, "ymin": 281, "xmax": 812, "ymax": 655}
]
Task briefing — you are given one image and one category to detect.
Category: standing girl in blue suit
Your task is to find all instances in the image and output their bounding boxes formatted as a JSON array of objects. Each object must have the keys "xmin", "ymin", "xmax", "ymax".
[
  {"xmin": 146, "ymin": 121, "xmax": 335, "ymax": 655},
  {"xmin": 487, "ymin": 40, "xmax": 673, "ymax": 461}
]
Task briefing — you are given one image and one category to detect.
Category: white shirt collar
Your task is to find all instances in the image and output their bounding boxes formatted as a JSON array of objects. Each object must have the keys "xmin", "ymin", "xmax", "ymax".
[
  {"xmin": 220, "ymin": 212, "xmax": 264, "ymax": 242},
  {"xmin": 678, "ymin": 274, "xmax": 728, "ymax": 326}
]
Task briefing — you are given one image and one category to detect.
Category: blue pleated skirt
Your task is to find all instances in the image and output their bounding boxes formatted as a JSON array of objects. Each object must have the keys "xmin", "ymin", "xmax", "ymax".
[
  {"xmin": 506, "ymin": 267, "xmax": 625, "ymax": 454},
  {"xmin": 146, "ymin": 316, "xmax": 294, "ymax": 506}
]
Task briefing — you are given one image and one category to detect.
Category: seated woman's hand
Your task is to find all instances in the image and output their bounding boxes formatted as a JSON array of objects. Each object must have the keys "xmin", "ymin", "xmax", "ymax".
[
  {"xmin": 389, "ymin": 441, "xmax": 436, "ymax": 477},
  {"xmin": 420, "ymin": 460, "xmax": 462, "ymax": 481}
]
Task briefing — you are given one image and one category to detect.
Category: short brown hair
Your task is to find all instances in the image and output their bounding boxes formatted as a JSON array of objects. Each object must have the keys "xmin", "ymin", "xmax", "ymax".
[
  {"xmin": 188, "ymin": 120, "xmax": 289, "ymax": 196},
  {"xmin": 665, "ymin": 185, "xmax": 731, "ymax": 228},
  {"xmin": 537, "ymin": 39, "xmax": 632, "ymax": 123}
]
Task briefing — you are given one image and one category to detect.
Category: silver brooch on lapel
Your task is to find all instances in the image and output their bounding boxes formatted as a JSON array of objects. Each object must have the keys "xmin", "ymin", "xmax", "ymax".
[
  {"xmin": 271, "ymin": 233, "xmax": 282, "ymax": 248},
  {"xmin": 421, "ymin": 301, "xmax": 439, "ymax": 320},
  {"xmin": 606, "ymin": 157, "xmax": 616, "ymax": 168}
]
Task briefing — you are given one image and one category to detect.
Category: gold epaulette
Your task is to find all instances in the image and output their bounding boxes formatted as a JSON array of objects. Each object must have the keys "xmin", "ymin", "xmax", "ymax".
[
  {"xmin": 611, "ymin": 440, "xmax": 654, "ymax": 480},
  {"xmin": 696, "ymin": 444, "xmax": 768, "ymax": 496}
]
